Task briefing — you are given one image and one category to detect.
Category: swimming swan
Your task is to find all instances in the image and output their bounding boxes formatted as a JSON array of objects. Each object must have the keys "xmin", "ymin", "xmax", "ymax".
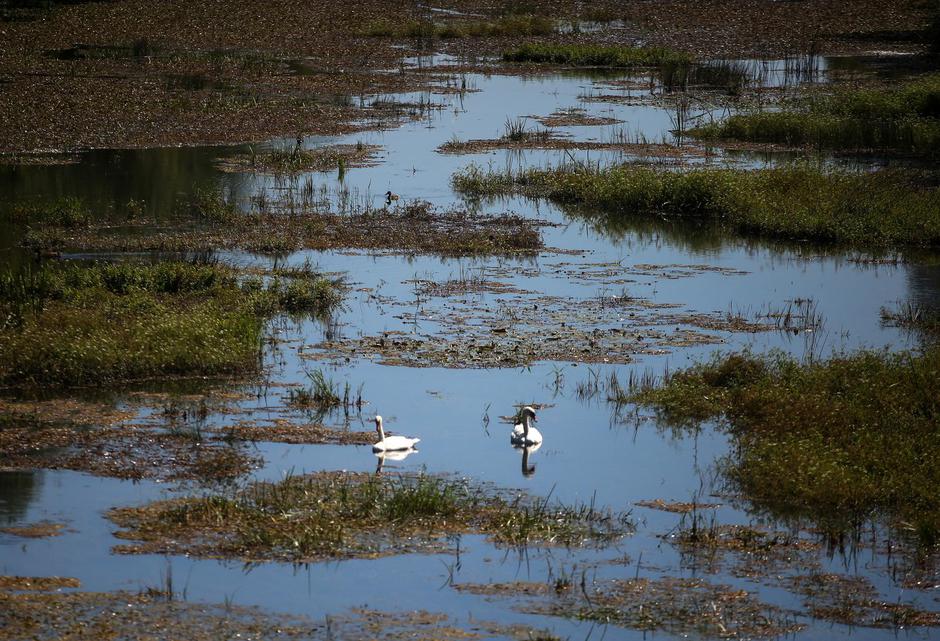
[
  {"xmin": 510, "ymin": 406, "xmax": 542, "ymax": 446},
  {"xmin": 372, "ymin": 415, "xmax": 420, "ymax": 452}
]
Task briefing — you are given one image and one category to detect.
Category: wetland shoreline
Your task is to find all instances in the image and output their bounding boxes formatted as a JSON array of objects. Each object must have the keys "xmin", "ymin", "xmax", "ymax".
[{"xmin": 2, "ymin": 2, "xmax": 940, "ymax": 640}]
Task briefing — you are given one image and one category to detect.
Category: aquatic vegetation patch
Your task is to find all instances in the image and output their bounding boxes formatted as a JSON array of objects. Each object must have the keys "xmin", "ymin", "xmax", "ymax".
[
  {"xmin": 635, "ymin": 498, "xmax": 721, "ymax": 513},
  {"xmin": 452, "ymin": 164, "xmax": 940, "ymax": 248},
  {"xmin": 502, "ymin": 43, "xmax": 692, "ymax": 67},
  {"xmin": 438, "ymin": 133, "xmax": 703, "ymax": 157},
  {"xmin": 665, "ymin": 516, "xmax": 822, "ymax": 580},
  {"xmin": 880, "ymin": 300, "xmax": 940, "ymax": 338},
  {"xmin": 458, "ymin": 577, "xmax": 802, "ymax": 638},
  {"xmin": 533, "ymin": 108, "xmax": 623, "ymax": 128},
  {"xmin": 217, "ymin": 142, "xmax": 382, "ymax": 175},
  {"xmin": 691, "ymin": 75, "xmax": 940, "ymax": 155},
  {"xmin": 0, "ymin": 522, "xmax": 66, "ymax": 539},
  {"xmin": 0, "ymin": 589, "xmax": 315, "ymax": 641},
  {"xmin": 787, "ymin": 573, "xmax": 940, "ymax": 628},
  {"xmin": 108, "ymin": 471, "xmax": 631, "ymax": 562},
  {"xmin": 623, "ymin": 347, "xmax": 940, "ymax": 541},
  {"xmin": 23, "ymin": 199, "xmax": 544, "ymax": 257},
  {"xmin": 284, "ymin": 369, "xmax": 368, "ymax": 424},
  {"xmin": 312, "ymin": 261, "xmax": 766, "ymax": 369},
  {"xmin": 0, "ymin": 418, "xmax": 260, "ymax": 481},
  {"xmin": 364, "ymin": 15, "xmax": 556, "ymax": 39},
  {"xmin": 310, "ymin": 301, "xmax": 722, "ymax": 369},
  {"xmin": 213, "ymin": 418, "xmax": 374, "ymax": 446},
  {"xmin": 0, "ymin": 576, "xmax": 80, "ymax": 591},
  {"xmin": 0, "ymin": 584, "xmax": 554, "ymax": 641},
  {"xmin": 0, "ymin": 261, "xmax": 342, "ymax": 388},
  {"xmin": 4, "ymin": 197, "xmax": 91, "ymax": 229}
]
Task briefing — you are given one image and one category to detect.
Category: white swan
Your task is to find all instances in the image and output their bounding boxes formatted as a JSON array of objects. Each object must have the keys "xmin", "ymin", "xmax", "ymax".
[
  {"xmin": 372, "ymin": 415, "xmax": 420, "ymax": 452},
  {"xmin": 510, "ymin": 406, "xmax": 542, "ymax": 446}
]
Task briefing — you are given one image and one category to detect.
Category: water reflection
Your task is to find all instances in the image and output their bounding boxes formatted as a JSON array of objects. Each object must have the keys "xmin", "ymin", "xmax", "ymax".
[
  {"xmin": 516, "ymin": 443, "xmax": 541, "ymax": 478},
  {"xmin": 374, "ymin": 449, "xmax": 418, "ymax": 474},
  {"xmin": 0, "ymin": 470, "xmax": 42, "ymax": 524}
]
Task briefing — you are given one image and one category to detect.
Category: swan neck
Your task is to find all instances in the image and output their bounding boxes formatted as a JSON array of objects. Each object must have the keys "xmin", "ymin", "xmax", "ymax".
[
  {"xmin": 524, "ymin": 414, "xmax": 532, "ymax": 436},
  {"xmin": 378, "ymin": 424, "xmax": 386, "ymax": 441}
]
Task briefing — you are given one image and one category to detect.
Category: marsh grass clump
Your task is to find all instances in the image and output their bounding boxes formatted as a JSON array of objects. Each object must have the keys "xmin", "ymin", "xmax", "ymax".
[
  {"xmin": 189, "ymin": 188, "xmax": 238, "ymax": 223},
  {"xmin": 107, "ymin": 472, "xmax": 631, "ymax": 561},
  {"xmin": 0, "ymin": 588, "xmax": 320, "ymax": 641},
  {"xmin": 451, "ymin": 164, "xmax": 940, "ymax": 248},
  {"xmin": 692, "ymin": 75, "xmax": 940, "ymax": 155},
  {"xmin": 6, "ymin": 196, "xmax": 91, "ymax": 228},
  {"xmin": 224, "ymin": 143, "xmax": 381, "ymax": 175},
  {"xmin": 624, "ymin": 347, "xmax": 940, "ymax": 542},
  {"xmin": 0, "ymin": 261, "xmax": 342, "ymax": 388},
  {"xmin": 788, "ymin": 573, "xmax": 940, "ymax": 628},
  {"xmin": 460, "ymin": 577, "xmax": 802, "ymax": 638},
  {"xmin": 285, "ymin": 369, "xmax": 362, "ymax": 419},
  {"xmin": 24, "ymin": 196, "xmax": 544, "ymax": 257},
  {"xmin": 880, "ymin": 300, "xmax": 940, "ymax": 337},
  {"xmin": 502, "ymin": 43, "xmax": 692, "ymax": 67}
]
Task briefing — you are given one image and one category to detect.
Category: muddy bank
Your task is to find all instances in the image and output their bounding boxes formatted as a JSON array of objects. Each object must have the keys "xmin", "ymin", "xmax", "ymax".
[{"xmin": 0, "ymin": 0, "xmax": 927, "ymax": 153}]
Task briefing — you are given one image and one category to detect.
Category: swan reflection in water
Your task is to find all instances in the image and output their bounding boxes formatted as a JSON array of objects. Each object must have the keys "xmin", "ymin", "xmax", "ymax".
[
  {"xmin": 515, "ymin": 441, "xmax": 541, "ymax": 477},
  {"xmin": 374, "ymin": 448, "xmax": 417, "ymax": 474}
]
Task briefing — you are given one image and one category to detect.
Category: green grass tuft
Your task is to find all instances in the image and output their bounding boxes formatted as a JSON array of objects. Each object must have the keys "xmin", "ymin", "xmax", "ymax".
[
  {"xmin": 6, "ymin": 196, "xmax": 91, "ymax": 228},
  {"xmin": 501, "ymin": 43, "xmax": 692, "ymax": 67},
  {"xmin": 108, "ymin": 471, "xmax": 631, "ymax": 561}
]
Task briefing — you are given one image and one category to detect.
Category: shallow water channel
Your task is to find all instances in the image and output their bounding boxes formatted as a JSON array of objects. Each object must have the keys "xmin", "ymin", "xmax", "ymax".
[{"xmin": 2, "ymin": 57, "xmax": 939, "ymax": 639}]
